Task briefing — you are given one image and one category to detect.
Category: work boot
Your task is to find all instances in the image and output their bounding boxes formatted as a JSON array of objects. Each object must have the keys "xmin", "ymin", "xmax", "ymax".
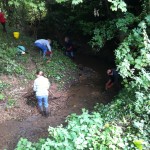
[
  {"xmin": 38, "ymin": 106, "xmax": 44, "ymax": 116},
  {"xmin": 44, "ymin": 107, "xmax": 50, "ymax": 117}
]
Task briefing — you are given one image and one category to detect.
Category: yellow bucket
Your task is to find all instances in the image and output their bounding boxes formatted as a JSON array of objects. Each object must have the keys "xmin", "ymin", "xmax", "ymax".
[{"xmin": 13, "ymin": 32, "xmax": 20, "ymax": 39}]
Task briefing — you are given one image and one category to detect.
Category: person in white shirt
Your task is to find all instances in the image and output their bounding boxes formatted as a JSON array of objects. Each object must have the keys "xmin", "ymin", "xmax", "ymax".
[
  {"xmin": 33, "ymin": 71, "xmax": 50, "ymax": 116},
  {"xmin": 34, "ymin": 39, "xmax": 52, "ymax": 58}
]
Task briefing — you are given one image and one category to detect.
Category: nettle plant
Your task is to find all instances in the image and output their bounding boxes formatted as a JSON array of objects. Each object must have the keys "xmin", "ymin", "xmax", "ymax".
[
  {"xmin": 15, "ymin": 97, "xmax": 150, "ymax": 150},
  {"xmin": 115, "ymin": 15, "xmax": 150, "ymax": 91},
  {"xmin": 15, "ymin": 109, "xmax": 129, "ymax": 150}
]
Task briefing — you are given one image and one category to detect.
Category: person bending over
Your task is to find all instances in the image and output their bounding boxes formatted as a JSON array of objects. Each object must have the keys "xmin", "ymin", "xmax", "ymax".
[
  {"xmin": 105, "ymin": 69, "xmax": 119, "ymax": 90},
  {"xmin": 34, "ymin": 39, "xmax": 52, "ymax": 58},
  {"xmin": 33, "ymin": 71, "xmax": 50, "ymax": 117}
]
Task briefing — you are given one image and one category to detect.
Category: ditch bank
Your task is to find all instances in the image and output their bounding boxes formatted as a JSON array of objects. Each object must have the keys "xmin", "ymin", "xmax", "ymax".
[{"xmin": 0, "ymin": 54, "xmax": 118, "ymax": 150}]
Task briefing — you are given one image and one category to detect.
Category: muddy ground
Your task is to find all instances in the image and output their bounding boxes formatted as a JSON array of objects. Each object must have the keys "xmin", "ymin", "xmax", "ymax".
[{"xmin": 0, "ymin": 58, "xmax": 118, "ymax": 150}]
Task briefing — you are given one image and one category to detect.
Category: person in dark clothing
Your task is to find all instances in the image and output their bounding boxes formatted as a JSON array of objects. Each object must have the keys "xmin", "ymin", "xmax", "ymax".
[
  {"xmin": 0, "ymin": 10, "xmax": 7, "ymax": 32},
  {"xmin": 64, "ymin": 37, "xmax": 74, "ymax": 59},
  {"xmin": 105, "ymin": 69, "xmax": 119, "ymax": 90}
]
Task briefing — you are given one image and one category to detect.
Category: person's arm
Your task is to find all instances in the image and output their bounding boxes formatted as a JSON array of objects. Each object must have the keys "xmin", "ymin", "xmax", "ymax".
[
  {"xmin": 33, "ymin": 80, "xmax": 37, "ymax": 92},
  {"xmin": 47, "ymin": 80, "xmax": 50, "ymax": 90},
  {"xmin": 46, "ymin": 41, "xmax": 51, "ymax": 52},
  {"xmin": 66, "ymin": 42, "xmax": 73, "ymax": 51},
  {"xmin": 107, "ymin": 82, "xmax": 114, "ymax": 89},
  {"xmin": 46, "ymin": 79, "xmax": 51, "ymax": 96},
  {"xmin": 45, "ymin": 78, "xmax": 50, "ymax": 90},
  {"xmin": 67, "ymin": 46, "xmax": 73, "ymax": 51},
  {"xmin": 105, "ymin": 79, "xmax": 113, "ymax": 90},
  {"xmin": 67, "ymin": 43, "xmax": 73, "ymax": 51}
]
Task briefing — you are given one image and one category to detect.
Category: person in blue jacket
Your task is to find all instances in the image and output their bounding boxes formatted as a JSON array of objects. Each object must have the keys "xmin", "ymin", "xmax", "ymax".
[{"xmin": 34, "ymin": 39, "xmax": 52, "ymax": 58}]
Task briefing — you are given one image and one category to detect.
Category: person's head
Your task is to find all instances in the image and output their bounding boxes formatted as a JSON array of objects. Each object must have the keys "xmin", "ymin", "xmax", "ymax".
[
  {"xmin": 36, "ymin": 71, "xmax": 44, "ymax": 77},
  {"xmin": 107, "ymin": 69, "xmax": 113, "ymax": 75},
  {"xmin": 47, "ymin": 39, "xmax": 51, "ymax": 44},
  {"xmin": 65, "ymin": 36, "xmax": 69, "ymax": 42}
]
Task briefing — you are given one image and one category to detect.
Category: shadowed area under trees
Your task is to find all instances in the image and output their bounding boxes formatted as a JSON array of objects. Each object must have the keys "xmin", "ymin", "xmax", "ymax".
[{"xmin": 0, "ymin": 0, "xmax": 150, "ymax": 149}]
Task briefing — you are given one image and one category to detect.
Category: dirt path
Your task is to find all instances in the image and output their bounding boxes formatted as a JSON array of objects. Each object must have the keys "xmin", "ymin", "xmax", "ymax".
[{"xmin": 0, "ymin": 66, "xmax": 117, "ymax": 150}]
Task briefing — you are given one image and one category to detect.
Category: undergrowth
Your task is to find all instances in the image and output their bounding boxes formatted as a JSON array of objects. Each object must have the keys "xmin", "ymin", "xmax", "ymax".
[
  {"xmin": 0, "ymin": 28, "xmax": 77, "ymax": 107},
  {"xmin": 0, "ymin": 29, "xmax": 77, "ymax": 83},
  {"xmin": 31, "ymin": 42, "xmax": 77, "ymax": 86},
  {"xmin": 15, "ymin": 88, "xmax": 150, "ymax": 150}
]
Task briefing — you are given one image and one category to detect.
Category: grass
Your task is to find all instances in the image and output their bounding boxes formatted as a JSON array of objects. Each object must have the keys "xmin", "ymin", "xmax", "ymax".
[
  {"xmin": 0, "ymin": 28, "xmax": 78, "ymax": 85},
  {"xmin": 7, "ymin": 98, "xmax": 16, "ymax": 107},
  {"xmin": 0, "ymin": 94, "xmax": 5, "ymax": 101},
  {"xmin": 0, "ymin": 28, "xmax": 78, "ymax": 111}
]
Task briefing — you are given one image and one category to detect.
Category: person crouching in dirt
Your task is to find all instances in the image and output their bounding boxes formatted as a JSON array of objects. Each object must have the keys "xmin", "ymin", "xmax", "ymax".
[
  {"xmin": 105, "ymin": 69, "xmax": 119, "ymax": 90},
  {"xmin": 0, "ymin": 10, "xmax": 7, "ymax": 32},
  {"xmin": 64, "ymin": 36, "xmax": 74, "ymax": 59},
  {"xmin": 34, "ymin": 39, "xmax": 52, "ymax": 58},
  {"xmin": 33, "ymin": 71, "xmax": 50, "ymax": 117}
]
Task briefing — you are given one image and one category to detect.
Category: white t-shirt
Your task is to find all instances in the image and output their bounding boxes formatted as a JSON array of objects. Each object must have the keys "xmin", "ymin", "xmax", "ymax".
[{"xmin": 33, "ymin": 76, "xmax": 50, "ymax": 96}]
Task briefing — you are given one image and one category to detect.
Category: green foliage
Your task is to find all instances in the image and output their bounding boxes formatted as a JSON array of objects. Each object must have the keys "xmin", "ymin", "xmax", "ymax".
[
  {"xmin": 0, "ymin": 81, "xmax": 9, "ymax": 92},
  {"xmin": 0, "ymin": 35, "xmax": 27, "ymax": 75},
  {"xmin": 15, "ymin": 11, "xmax": 150, "ymax": 150},
  {"xmin": 15, "ymin": 138, "xmax": 35, "ymax": 150},
  {"xmin": 8, "ymin": 0, "xmax": 46, "ymax": 22},
  {"xmin": 0, "ymin": 28, "xmax": 77, "ymax": 88},
  {"xmin": 2, "ymin": 0, "xmax": 149, "ymax": 149},
  {"xmin": 0, "ymin": 81, "xmax": 10, "ymax": 102},
  {"xmin": 108, "ymin": 0, "xmax": 127, "ymax": 12},
  {"xmin": 116, "ymin": 13, "xmax": 136, "ymax": 32},
  {"xmin": 56, "ymin": 0, "xmax": 83, "ymax": 5},
  {"xmin": 7, "ymin": 98, "xmax": 16, "ymax": 108},
  {"xmin": 90, "ymin": 20, "xmax": 116, "ymax": 49},
  {"xmin": 0, "ymin": 48, "xmax": 24, "ymax": 75},
  {"xmin": 89, "ymin": 13, "xmax": 135, "ymax": 49},
  {"xmin": 15, "ymin": 88, "xmax": 150, "ymax": 149},
  {"xmin": 0, "ymin": 94, "xmax": 5, "ymax": 101},
  {"xmin": 31, "ymin": 41, "xmax": 77, "ymax": 85},
  {"xmin": 115, "ymin": 15, "xmax": 150, "ymax": 90}
]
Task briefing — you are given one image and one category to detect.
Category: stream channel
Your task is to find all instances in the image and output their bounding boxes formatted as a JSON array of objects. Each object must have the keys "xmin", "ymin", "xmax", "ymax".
[{"xmin": 0, "ymin": 53, "xmax": 118, "ymax": 150}]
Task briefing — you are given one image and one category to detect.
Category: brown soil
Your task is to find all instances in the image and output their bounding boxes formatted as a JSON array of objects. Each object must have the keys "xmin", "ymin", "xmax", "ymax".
[{"xmin": 0, "ymin": 62, "xmax": 118, "ymax": 150}]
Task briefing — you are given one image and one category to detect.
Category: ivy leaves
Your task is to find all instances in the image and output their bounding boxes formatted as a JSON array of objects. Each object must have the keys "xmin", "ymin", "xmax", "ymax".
[
  {"xmin": 89, "ymin": 13, "xmax": 135, "ymax": 50},
  {"xmin": 108, "ymin": 0, "xmax": 127, "ymax": 12},
  {"xmin": 15, "ymin": 91, "xmax": 150, "ymax": 150},
  {"xmin": 56, "ymin": 0, "xmax": 83, "ymax": 5},
  {"xmin": 115, "ymin": 15, "xmax": 150, "ymax": 90}
]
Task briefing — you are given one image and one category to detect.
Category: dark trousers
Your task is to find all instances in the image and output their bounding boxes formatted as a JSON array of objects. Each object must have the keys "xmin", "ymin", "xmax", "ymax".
[
  {"xmin": 66, "ymin": 51, "xmax": 74, "ymax": 58},
  {"xmin": 1, "ymin": 22, "xmax": 6, "ymax": 32}
]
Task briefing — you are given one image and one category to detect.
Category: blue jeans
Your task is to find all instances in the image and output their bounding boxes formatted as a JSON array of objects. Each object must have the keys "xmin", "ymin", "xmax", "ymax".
[
  {"xmin": 34, "ymin": 43, "xmax": 47, "ymax": 57},
  {"xmin": 36, "ymin": 96, "xmax": 48, "ymax": 108}
]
